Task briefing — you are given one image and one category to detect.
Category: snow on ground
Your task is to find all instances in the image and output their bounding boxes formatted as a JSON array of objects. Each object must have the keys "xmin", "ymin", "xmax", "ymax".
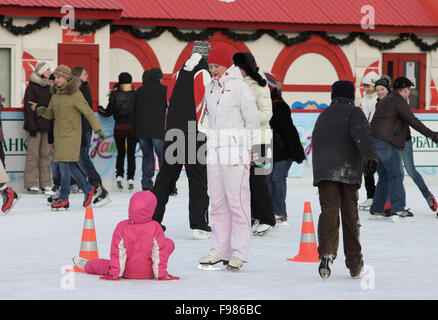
[{"xmin": 1, "ymin": 179, "xmax": 437, "ymax": 300}]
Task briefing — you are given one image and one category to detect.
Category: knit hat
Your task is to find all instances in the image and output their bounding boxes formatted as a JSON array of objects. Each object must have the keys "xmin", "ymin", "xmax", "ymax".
[
  {"xmin": 118, "ymin": 72, "xmax": 132, "ymax": 84},
  {"xmin": 375, "ymin": 75, "xmax": 392, "ymax": 91},
  {"xmin": 192, "ymin": 41, "xmax": 211, "ymax": 60},
  {"xmin": 232, "ymin": 52, "xmax": 266, "ymax": 87},
  {"xmin": 207, "ymin": 43, "xmax": 233, "ymax": 68},
  {"xmin": 331, "ymin": 80, "xmax": 355, "ymax": 100},
  {"xmin": 362, "ymin": 71, "xmax": 379, "ymax": 86},
  {"xmin": 35, "ymin": 62, "xmax": 50, "ymax": 76},
  {"xmin": 393, "ymin": 76, "xmax": 414, "ymax": 90},
  {"xmin": 264, "ymin": 73, "xmax": 277, "ymax": 91},
  {"xmin": 53, "ymin": 64, "xmax": 72, "ymax": 80}
]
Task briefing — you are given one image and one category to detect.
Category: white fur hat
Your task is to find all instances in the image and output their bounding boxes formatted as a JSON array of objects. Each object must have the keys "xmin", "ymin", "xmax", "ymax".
[{"xmin": 362, "ymin": 71, "xmax": 380, "ymax": 86}]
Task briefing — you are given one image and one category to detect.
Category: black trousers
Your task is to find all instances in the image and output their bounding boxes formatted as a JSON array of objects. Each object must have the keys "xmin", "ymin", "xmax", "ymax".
[
  {"xmin": 152, "ymin": 133, "xmax": 209, "ymax": 231},
  {"xmin": 364, "ymin": 173, "xmax": 375, "ymax": 199},
  {"xmin": 250, "ymin": 144, "xmax": 276, "ymax": 226},
  {"xmin": 114, "ymin": 137, "xmax": 137, "ymax": 180}
]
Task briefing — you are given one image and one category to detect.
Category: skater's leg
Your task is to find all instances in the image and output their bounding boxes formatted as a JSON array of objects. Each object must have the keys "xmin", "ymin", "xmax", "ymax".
[
  {"xmin": 339, "ymin": 184, "xmax": 363, "ymax": 273},
  {"xmin": 126, "ymin": 137, "xmax": 137, "ymax": 181},
  {"xmin": 84, "ymin": 259, "xmax": 111, "ymax": 276},
  {"xmin": 317, "ymin": 181, "xmax": 341, "ymax": 261},
  {"xmin": 207, "ymin": 154, "xmax": 233, "ymax": 260},
  {"xmin": 114, "ymin": 137, "xmax": 126, "ymax": 178},
  {"xmin": 138, "ymin": 137, "xmax": 155, "ymax": 190},
  {"xmin": 185, "ymin": 160, "xmax": 210, "ymax": 231},
  {"xmin": 269, "ymin": 159, "xmax": 292, "ymax": 219},
  {"xmin": 402, "ymin": 139, "xmax": 430, "ymax": 199}
]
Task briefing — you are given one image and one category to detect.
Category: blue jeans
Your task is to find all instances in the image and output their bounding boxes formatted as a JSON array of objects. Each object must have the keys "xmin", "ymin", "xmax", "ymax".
[
  {"xmin": 370, "ymin": 139, "xmax": 406, "ymax": 213},
  {"xmin": 269, "ymin": 159, "xmax": 293, "ymax": 217},
  {"xmin": 402, "ymin": 139, "xmax": 430, "ymax": 199},
  {"xmin": 51, "ymin": 151, "xmax": 60, "ymax": 186},
  {"xmin": 138, "ymin": 137, "xmax": 164, "ymax": 189},
  {"xmin": 58, "ymin": 162, "xmax": 92, "ymax": 201},
  {"xmin": 78, "ymin": 130, "xmax": 102, "ymax": 186}
]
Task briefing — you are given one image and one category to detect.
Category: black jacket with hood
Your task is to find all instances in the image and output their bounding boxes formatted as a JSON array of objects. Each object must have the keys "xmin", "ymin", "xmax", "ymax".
[{"xmin": 132, "ymin": 68, "xmax": 168, "ymax": 139}]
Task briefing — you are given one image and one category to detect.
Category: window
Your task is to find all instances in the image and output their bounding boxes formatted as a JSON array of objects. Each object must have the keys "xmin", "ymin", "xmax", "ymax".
[{"xmin": 0, "ymin": 48, "xmax": 11, "ymax": 109}]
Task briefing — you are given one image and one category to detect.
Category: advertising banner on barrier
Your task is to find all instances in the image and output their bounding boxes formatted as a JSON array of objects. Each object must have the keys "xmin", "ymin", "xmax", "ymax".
[{"xmin": 2, "ymin": 110, "xmax": 438, "ymax": 191}]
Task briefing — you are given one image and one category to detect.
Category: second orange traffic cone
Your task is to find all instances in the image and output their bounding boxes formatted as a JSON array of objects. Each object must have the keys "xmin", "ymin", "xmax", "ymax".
[
  {"xmin": 287, "ymin": 201, "xmax": 320, "ymax": 263},
  {"xmin": 74, "ymin": 206, "xmax": 99, "ymax": 272}
]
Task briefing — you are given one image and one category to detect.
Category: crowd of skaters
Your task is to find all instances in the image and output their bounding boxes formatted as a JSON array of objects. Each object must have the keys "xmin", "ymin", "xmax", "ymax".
[{"xmin": 1, "ymin": 40, "xmax": 437, "ymax": 279}]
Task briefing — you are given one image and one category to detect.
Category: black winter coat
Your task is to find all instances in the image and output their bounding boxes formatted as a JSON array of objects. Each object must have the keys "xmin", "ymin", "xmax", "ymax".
[
  {"xmin": 23, "ymin": 72, "xmax": 51, "ymax": 133},
  {"xmin": 79, "ymin": 81, "xmax": 93, "ymax": 146},
  {"xmin": 132, "ymin": 69, "xmax": 167, "ymax": 139},
  {"xmin": 269, "ymin": 89, "xmax": 306, "ymax": 163},
  {"xmin": 312, "ymin": 97, "xmax": 377, "ymax": 187}
]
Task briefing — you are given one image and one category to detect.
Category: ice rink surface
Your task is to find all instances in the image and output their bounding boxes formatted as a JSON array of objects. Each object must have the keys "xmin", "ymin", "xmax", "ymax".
[{"xmin": 1, "ymin": 180, "xmax": 437, "ymax": 300}]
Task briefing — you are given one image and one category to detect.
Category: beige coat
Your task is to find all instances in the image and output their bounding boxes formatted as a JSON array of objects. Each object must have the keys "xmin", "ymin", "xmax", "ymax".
[
  {"xmin": 243, "ymin": 75, "xmax": 273, "ymax": 145},
  {"xmin": 39, "ymin": 77, "xmax": 102, "ymax": 162}
]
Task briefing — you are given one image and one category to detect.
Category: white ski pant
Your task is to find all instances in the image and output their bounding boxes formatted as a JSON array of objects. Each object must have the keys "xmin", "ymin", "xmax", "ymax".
[{"xmin": 207, "ymin": 146, "xmax": 252, "ymax": 262}]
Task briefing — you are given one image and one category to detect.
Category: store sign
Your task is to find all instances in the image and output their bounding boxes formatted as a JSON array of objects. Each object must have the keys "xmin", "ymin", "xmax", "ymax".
[
  {"xmin": 62, "ymin": 29, "xmax": 95, "ymax": 44},
  {"xmin": 411, "ymin": 120, "xmax": 438, "ymax": 167}
]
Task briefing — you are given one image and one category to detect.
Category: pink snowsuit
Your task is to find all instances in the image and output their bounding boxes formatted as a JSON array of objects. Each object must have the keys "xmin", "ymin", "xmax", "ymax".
[{"xmin": 84, "ymin": 191, "xmax": 175, "ymax": 279}]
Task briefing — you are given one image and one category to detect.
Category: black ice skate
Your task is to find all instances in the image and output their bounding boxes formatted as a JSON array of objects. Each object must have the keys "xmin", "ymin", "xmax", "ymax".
[{"xmin": 318, "ymin": 255, "xmax": 334, "ymax": 280}]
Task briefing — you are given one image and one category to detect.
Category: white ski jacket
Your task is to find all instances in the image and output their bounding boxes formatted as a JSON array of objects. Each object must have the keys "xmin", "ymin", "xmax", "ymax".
[{"xmin": 205, "ymin": 65, "xmax": 260, "ymax": 150}]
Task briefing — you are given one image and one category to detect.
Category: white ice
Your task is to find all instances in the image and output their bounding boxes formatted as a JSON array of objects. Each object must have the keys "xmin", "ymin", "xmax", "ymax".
[{"xmin": 1, "ymin": 178, "xmax": 437, "ymax": 300}]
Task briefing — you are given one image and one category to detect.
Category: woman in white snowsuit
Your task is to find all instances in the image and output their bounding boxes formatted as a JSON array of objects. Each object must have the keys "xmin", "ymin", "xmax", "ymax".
[{"xmin": 199, "ymin": 43, "xmax": 260, "ymax": 271}]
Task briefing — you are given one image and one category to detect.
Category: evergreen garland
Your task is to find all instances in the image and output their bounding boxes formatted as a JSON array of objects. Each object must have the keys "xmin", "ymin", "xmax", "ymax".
[{"xmin": 1, "ymin": 15, "xmax": 438, "ymax": 52}]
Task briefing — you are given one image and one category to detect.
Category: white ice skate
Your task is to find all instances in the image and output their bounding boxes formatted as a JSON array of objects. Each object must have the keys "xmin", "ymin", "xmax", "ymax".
[
  {"xmin": 275, "ymin": 215, "xmax": 289, "ymax": 226},
  {"xmin": 227, "ymin": 256, "xmax": 244, "ymax": 272},
  {"xmin": 392, "ymin": 209, "xmax": 415, "ymax": 223},
  {"xmin": 128, "ymin": 179, "xmax": 135, "ymax": 191},
  {"xmin": 359, "ymin": 198, "xmax": 373, "ymax": 210},
  {"xmin": 254, "ymin": 224, "xmax": 274, "ymax": 236},
  {"xmin": 193, "ymin": 229, "xmax": 211, "ymax": 240},
  {"xmin": 251, "ymin": 219, "xmax": 260, "ymax": 234},
  {"xmin": 116, "ymin": 176, "xmax": 124, "ymax": 191},
  {"xmin": 198, "ymin": 255, "xmax": 228, "ymax": 271},
  {"xmin": 72, "ymin": 256, "xmax": 89, "ymax": 270}
]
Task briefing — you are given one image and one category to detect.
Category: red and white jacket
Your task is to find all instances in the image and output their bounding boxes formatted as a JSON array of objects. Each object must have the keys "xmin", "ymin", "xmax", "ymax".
[{"xmin": 166, "ymin": 53, "xmax": 211, "ymax": 132}]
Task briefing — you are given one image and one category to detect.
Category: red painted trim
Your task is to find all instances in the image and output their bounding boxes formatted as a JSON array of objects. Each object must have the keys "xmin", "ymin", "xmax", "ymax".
[
  {"xmin": 282, "ymin": 85, "xmax": 332, "ymax": 92},
  {"xmin": 272, "ymin": 35, "xmax": 354, "ymax": 95},
  {"xmin": 2, "ymin": 108, "xmax": 24, "ymax": 112},
  {"xmin": 0, "ymin": 6, "xmax": 122, "ymax": 19},
  {"xmin": 110, "ymin": 30, "xmax": 160, "ymax": 71},
  {"xmin": 112, "ymin": 18, "xmax": 438, "ymax": 34},
  {"xmin": 172, "ymin": 31, "xmax": 252, "ymax": 73},
  {"xmin": 291, "ymin": 109, "xmax": 323, "ymax": 113}
]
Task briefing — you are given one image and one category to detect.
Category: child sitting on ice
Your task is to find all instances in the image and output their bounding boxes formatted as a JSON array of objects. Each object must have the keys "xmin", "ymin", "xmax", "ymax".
[{"xmin": 73, "ymin": 191, "xmax": 179, "ymax": 280}]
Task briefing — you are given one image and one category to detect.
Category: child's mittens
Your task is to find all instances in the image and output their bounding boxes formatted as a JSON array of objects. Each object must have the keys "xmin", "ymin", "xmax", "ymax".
[
  {"xmin": 159, "ymin": 274, "xmax": 180, "ymax": 281},
  {"xmin": 36, "ymin": 106, "xmax": 47, "ymax": 116},
  {"xmin": 99, "ymin": 275, "xmax": 120, "ymax": 281}
]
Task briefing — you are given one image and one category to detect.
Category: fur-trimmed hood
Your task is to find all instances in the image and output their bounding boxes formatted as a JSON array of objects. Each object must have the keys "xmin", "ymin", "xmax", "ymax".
[
  {"xmin": 51, "ymin": 76, "xmax": 81, "ymax": 95},
  {"xmin": 29, "ymin": 71, "xmax": 50, "ymax": 88}
]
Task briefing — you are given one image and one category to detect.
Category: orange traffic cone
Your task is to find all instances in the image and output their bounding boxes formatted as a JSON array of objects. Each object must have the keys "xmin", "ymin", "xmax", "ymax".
[
  {"xmin": 287, "ymin": 201, "xmax": 320, "ymax": 263},
  {"xmin": 73, "ymin": 206, "xmax": 99, "ymax": 272}
]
